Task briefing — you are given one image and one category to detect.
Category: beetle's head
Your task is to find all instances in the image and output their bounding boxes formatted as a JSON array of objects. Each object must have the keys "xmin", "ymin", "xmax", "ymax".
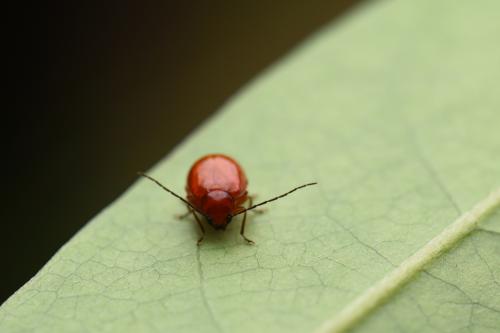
[{"xmin": 202, "ymin": 190, "xmax": 234, "ymax": 229}]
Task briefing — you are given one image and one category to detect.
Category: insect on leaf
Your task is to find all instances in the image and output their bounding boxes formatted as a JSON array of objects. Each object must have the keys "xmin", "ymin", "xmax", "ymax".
[{"xmin": 1, "ymin": 1, "xmax": 500, "ymax": 332}]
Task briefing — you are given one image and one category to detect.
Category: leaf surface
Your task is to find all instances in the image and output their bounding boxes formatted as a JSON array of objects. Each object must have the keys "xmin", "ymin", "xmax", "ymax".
[{"xmin": 1, "ymin": 1, "xmax": 500, "ymax": 332}]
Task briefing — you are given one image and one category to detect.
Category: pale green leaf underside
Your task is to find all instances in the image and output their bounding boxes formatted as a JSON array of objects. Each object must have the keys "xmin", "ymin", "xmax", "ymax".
[{"xmin": 2, "ymin": 1, "xmax": 499, "ymax": 332}]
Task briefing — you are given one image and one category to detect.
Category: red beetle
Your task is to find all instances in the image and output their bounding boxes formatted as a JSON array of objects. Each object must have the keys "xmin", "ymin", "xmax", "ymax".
[{"xmin": 139, "ymin": 154, "xmax": 316, "ymax": 245}]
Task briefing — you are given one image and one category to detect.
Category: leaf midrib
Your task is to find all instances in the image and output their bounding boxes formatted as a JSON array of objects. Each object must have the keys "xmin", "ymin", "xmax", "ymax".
[{"xmin": 315, "ymin": 188, "xmax": 500, "ymax": 333}]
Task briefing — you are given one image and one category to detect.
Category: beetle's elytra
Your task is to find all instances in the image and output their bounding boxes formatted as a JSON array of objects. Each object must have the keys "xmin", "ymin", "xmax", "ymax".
[{"xmin": 139, "ymin": 153, "xmax": 316, "ymax": 245}]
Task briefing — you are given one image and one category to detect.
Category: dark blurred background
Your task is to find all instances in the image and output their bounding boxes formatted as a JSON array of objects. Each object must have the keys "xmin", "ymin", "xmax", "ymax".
[{"xmin": 3, "ymin": 1, "xmax": 360, "ymax": 303}]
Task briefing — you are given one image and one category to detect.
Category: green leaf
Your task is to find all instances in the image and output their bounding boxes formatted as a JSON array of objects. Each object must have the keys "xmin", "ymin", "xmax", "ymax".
[{"xmin": 2, "ymin": 1, "xmax": 499, "ymax": 332}]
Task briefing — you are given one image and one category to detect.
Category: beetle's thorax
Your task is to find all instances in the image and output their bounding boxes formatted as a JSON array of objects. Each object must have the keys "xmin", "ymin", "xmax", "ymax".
[{"xmin": 202, "ymin": 190, "xmax": 234, "ymax": 229}]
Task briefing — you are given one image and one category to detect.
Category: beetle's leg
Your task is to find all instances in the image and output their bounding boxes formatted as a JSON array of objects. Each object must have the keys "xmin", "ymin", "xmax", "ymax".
[
  {"xmin": 175, "ymin": 206, "xmax": 191, "ymax": 220},
  {"xmin": 240, "ymin": 205, "xmax": 255, "ymax": 245},
  {"xmin": 247, "ymin": 195, "xmax": 265, "ymax": 214},
  {"xmin": 190, "ymin": 209, "xmax": 205, "ymax": 245}
]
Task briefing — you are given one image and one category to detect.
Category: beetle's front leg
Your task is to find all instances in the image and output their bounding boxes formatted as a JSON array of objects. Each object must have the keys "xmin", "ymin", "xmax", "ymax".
[
  {"xmin": 188, "ymin": 208, "xmax": 205, "ymax": 245},
  {"xmin": 240, "ymin": 209, "xmax": 255, "ymax": 245}
]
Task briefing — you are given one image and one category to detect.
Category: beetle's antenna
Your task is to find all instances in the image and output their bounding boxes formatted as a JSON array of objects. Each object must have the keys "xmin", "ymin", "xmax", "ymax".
[
  {"xmin": 138, "ymin": 172, "xmax": 206, "ymax": 217},
  {"xmin": 232, "ymin": 182, "xmax": 318, "ymax": 217}
]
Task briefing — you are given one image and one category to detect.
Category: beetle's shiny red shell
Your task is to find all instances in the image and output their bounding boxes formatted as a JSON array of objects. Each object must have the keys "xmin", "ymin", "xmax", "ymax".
[{"xmin": 186, "ymin": 154, "xmax": 248, "ymax": 224}]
